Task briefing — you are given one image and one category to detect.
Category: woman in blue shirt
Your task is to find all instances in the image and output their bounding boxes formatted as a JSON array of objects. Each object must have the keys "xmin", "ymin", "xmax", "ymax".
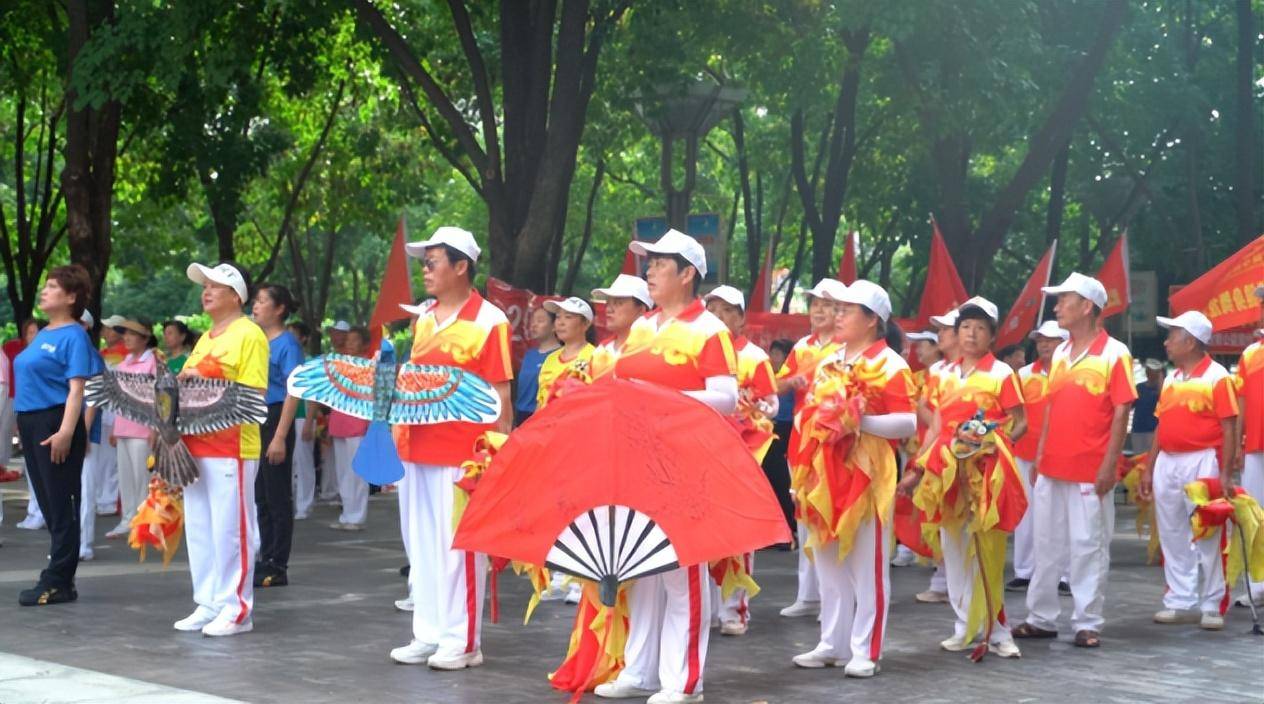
[
  {"xmin": 513, "ymin": 306, "xmax": 560, "ymax": 426},
  {"xmin": 251, "ymin": 284, "xmax": 305, "ymax": 587},
  {"xmin": 13, "ymin": 265, "xmax": 104, "ymax": 606}
]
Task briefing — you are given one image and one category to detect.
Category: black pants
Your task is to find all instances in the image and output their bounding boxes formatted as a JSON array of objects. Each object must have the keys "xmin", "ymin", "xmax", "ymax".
[
  {"xmin": 17, "ymin": 405, "xmax": 88, "ymax": 589},
  {"xmin": 762, "ymin": 420, "xmax": 797, "ymax": 537},
  {"xmin": 255, "ymin": 403, "xmax": 295, "ymax": 571}
]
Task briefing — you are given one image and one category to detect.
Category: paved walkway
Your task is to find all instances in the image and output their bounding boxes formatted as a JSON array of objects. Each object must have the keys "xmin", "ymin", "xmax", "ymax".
[{"xmin": 1, "ymin": 484, "xmax": 1261, "ymax": 703}]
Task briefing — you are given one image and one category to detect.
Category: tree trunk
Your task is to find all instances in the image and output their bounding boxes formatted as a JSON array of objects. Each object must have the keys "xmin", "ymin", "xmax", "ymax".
[
  {"xmin": 62, "ymin": 0, "xmax": 120, "ymax": 318},
  {"xmin": 1045, "ymin": 137, "xmax": 1070, "ymax": 246},
  {"xmin": 561, "ymin": 158, "xmax": 605, "ymax": 296},
  {"xmin": 1234, "ymin": 0, "xmax": 1256, "ymax": 244}
]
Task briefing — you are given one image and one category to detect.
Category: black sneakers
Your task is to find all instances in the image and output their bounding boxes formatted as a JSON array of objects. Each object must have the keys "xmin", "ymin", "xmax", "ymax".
[
  {"xmin": 254, "ymin": 564, "xmax": 289, "ymax": 588},
  {"xmin": 1058, "ymin": 581, "xmax": 1072, "ymax": 596},
  {"xmin": 19, "ymin": 585, "xmax": 78, "ymax": 606},
  {"xmin": 1005, "ymin": 578, "xmax": 1031, "ymax": 593}
]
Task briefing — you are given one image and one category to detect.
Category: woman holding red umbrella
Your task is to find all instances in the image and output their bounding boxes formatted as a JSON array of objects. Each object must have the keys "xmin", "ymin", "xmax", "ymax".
[{"xmin": 790, "ymin": 280, "xmax": 916, "ymax": 677}]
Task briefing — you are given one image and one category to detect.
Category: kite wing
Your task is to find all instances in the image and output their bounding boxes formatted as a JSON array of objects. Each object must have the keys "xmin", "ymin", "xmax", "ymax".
[
  {"xmin": 174, "ymin": 377, "xmax": 269, "ymax": 434},
  {"xmin": 389, "ymin": 363, "xmax": 501, "ymax": 426},
  {"xmin": 85, "ymin": 370, "xmax": 162, "ymax": 429},
  {"xmin": 287, "ymin": 354, "xmax": 378, "ymax": 420}
]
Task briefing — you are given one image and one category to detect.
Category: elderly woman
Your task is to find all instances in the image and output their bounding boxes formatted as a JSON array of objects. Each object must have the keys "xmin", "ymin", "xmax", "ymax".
[
  {"xmin": 173, "ymin": 261, "xmax": 269, "ymax": 636},
  {"xmin": 14, "ymin": 265, "xmax": 104, "ymax": 606}
]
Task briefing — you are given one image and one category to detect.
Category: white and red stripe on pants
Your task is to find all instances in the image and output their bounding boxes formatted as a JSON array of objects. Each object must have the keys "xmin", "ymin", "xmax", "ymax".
[
  {"xmin": 615, "ymin": 564, "xmax": 711, "ymax": 695},
  {"xmin": 814, "ymin": 514, "xmax": 889, "ymax": 665},
  {"xmin": 401, "ymin": 462, "xmax": 486, "ymax": 657},
  {"xmin": 1153, "ymin": 448, "xmax": 1227, "ymax": 615},
  {"xmin": 184, "ymin": 457, "xmax": 260, "ymax": 624}
]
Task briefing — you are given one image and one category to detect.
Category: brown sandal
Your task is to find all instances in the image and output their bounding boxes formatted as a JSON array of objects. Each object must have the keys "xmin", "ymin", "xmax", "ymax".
[
  {"xmin": 1074, "ymin": 629, "xmax": 1101, "ymax": 648},
  {"xmin": 1011, "ymin": 622, "xmax": 1057, "ymax": 639}
]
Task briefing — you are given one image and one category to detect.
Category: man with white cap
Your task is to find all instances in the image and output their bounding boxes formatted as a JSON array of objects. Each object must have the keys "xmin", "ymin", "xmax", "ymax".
[
  {"xmin": 1013, "ymin": 272, "xmax": 1137, "ymax": 648},
  {"xmin": 775, "ymin": 277, "xmax": 844, "ymax": 618},
  {"xmin": 589, "ymin": 274, "xmax": 653, "ymax": 380},
  {"xmin": 390, "ymin": 227, "xmax": 513, "ymax": 670},
  {"xmin": 175, "ymin": 261, "xmax": 269, "ymax": 636},
  {"xmin": 793, "ymin": 279, "xmax": 916, "ymax": 676},
  {"xmin": 1007, "ymin": 320, "xmax": 1069, "ymax": 592},
  {"xmin": 913, "ymin": 306, "xmax": 961, "ymax": 603},
  {"xmin": 703, "ymin": 284, "xmax": 780, "ymax": 636},
  {"xmin": 1137, "ymin": 311, "xmax": 1239, "ymax": 629},
  {"xmin": 1232, "ymin": 286, "xmax": 1264, "ymax": 606},
  {"xmin": 595, "ymin": 229, "xmax": 738, "ymax": 703}
]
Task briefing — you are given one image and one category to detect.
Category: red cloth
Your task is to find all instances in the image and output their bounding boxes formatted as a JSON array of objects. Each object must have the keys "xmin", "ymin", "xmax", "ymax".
[
  {"xmin": 914, "ymin": 221, "xmax": 969, "ymax": 327},
  {"xmin": 1096, "ymin": 233, "xmax": 1130, "ymax": 319},
  {"xmin": 838, "ymin": 231, "xmax": 859, "ymax": 284},
  {"xmin": 995, "ymin": 243, "xmax": 1057, "ymax": 350},
  {"xmin": 368, "ymin": 217, "xmax": 413, "ymax": 350}
]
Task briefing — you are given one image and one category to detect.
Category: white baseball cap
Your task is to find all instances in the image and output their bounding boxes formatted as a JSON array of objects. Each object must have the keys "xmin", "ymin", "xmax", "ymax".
[
  {"xmin": 187, "ymin": 262, "xmax": 249, "ymax": 303},
  {"xmin": 325, "ymin": 320, "xmax": 351, "ymax": 332},
  {"xmin": 405, "ymin": 226, "xmax": 481, "ymax": 263},
  {"xmin": 543, "ymin": 296, "xmax": 594, "ymax": 322},
  {"xmin": 100, "ymin": 314, "xmax": 126, "ymax": 328},
  {"xmin": 958, "ymin": 295, "xmax": 999, "ymax": 324},
  {"xmin": 80, "ymin": 310, "xmax": 95, "ymax": 327},
  {"xmin": 1042, "ymin": 272, "xmax": 1108, "ymax": 309},
  {"xmin": 703, "ymin": 285, "xmax": 746, "ymax": 312},
  {"xmin": 591, "ymin": 274, "xmax": 652, "ymax": 308},
  {"xmin": 398, "ymin": 301, "xmax": 428, "ymax": 317},
  {"xmin": 805, "ymin": 278, "xmax": 847, "ymax": 301},
  {"xmin": 907, "ymin": 331, "xmax": 939, "ymax": 343},
  {"xmin": 1028, "ymin": 320, "xmax": 1069, "ymax": 340},
  {"xmin": 1143, "ymin": 358, "xmax": 1165, "ymax": 371},
  {"xmin": 824, "ymin": 279, "xmax": 892, "ymax": 322},
  {"xmin": 1157, "ymin": 310, "xmax": 1213, "ymax": 344},
  {"xmin": 629, "ymin": 229, "xmax": 707, "ymax": 278},
  {"xmin": 929, "ymin": 307, "xmax": 959, "ymax": 329}
]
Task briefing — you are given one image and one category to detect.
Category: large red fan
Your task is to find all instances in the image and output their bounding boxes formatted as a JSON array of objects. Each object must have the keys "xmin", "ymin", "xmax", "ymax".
[{"xmin": 454, "ymin": 378, "xmax": 791, "ymax": 605}]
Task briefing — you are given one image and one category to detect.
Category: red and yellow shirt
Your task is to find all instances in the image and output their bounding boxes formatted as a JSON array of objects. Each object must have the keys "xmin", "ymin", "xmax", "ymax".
[
  {"xmin": 810, "ymin": 339, "xmax": 916, "ymax": 418},
  {"xmin": 1156, "ymin": 355, "xmax": 1238, "ymax": 453},
  {"xmin": 932, "ymin": 354, "xmax": 1024, "ymax": 431},
  {"xmin": 1235, "ymin": 341, "xmax": 1264, "ymax": 453},
  {"xmin": 181, "ymin": 317, "xmax": 269, "ymax": 460},
  {"xmin": 537, "ymin": 343, "xmax": 595, "ymax": 408},
  {"xmin": 394, "ymin": 291, "xmax": 513, "ymax": 467},
  {"xmin": 734, "ymin": 336, "xmax": 777, "ymax": 399},
  {"xmin": 590, "ymin": 338, "xmax": 621, "ymax": 381},
  {"xmin": 1014, "ymin": 359, "xmax": 1051, "ymax": 462},
  {"xmin": 613, "ymin": 299, "xmax": 736, "ymax": 391},
  {"xmin": 1039, "ymin": 330, "xmax": 1137, "ymax": 482},
  {"xmin": 779, "ymin": 333, "xmax": 842, "ymax": 464}
]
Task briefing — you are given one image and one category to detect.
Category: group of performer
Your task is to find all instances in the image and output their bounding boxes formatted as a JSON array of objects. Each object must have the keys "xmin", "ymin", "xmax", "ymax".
[{"xmin": 5, "ymin": 224, "xmax": 1263, "ymax": 703}]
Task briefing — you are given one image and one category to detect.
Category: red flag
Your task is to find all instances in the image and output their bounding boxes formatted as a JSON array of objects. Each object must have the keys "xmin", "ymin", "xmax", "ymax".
[
  {"xmin": 838, "ymin": 231, "xmax": 859, "ymax": 284},
  {"xmin": 368, "ymin": 216, "xmax": 414, "ymax": 350},
  {"xmin": 620, "ymin": 249, "xmax": 639, "ymax": 275},
  {"xmin": 1169, "ymin": 233, "xmax": 1264, "ymax": 332},
  {"xmin": 748, "ymin": 245, "xmax": 772, "ymax": 313},
  {"xmin": 1096, "ymin": 233, "xmax": 1130, "ymax": 319},
  {"xmin": 914, "ymin": 219, "xmax": 969, "ymax": 327},
  {"xmin": 995, "ymin": 241, "xmax": 1058, "ymax": 349}
]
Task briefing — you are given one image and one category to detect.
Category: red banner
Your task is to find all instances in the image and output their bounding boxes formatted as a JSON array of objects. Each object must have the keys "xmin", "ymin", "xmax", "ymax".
[
  {"xmin": 1168, "ymin": 234, "xmax": 1264, "ymax": 333},
  {"xmin": 838, "ymin": 231, "xmax": 859, "ymax": 284},
  {"xmin": 749, "ymin": 245, "xmax": 773, "ymax": 313},
  {"xmin": 914, "ymin": 220, "xmax": 969, "ymax": 327},
  {"xmin": 1096, "ymin": 233, "xmax": 1130, "ymax": 319},
  {"xmin": 369, "ymin": 216, "xmax": 414, "ymax": 350},
  {"xmin": 995, "ymin": 242, "xmax": 1057, "ymax": 350}
]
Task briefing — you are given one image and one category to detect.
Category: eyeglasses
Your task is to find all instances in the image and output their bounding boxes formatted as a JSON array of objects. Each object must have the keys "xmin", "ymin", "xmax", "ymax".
[{"xmin": 422, "ymin": 259, "xmax": 442, "ymax": 271}]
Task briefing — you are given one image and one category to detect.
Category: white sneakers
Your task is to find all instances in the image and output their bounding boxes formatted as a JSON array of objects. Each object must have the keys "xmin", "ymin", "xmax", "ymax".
[
  {"xmin": 427, "ymin": 650, "xmax": 483, "ymax": 670},
  {"xmin": 16, "ymin": 515, "xmax": 45, "ymax": 530},
  {"xmin": 779, "ymin": 600, "xmax": 820, "ymax": 618},
  {"xmin": 173, "ymin": 606, "xmax": 219, "ymax": 632},
  {"xmin": 594, "ymin": 682, "xmax": 656, "ymax": 698},
  {"xmin": 647, "ymin": 692, "xmax": 703, "ymax": 703},
  {"xmin": 792, "ymin": 649, "xmax": 841, "ymax": 668},
  {"xmin": 1199, "ymin": 612, "xmax": 1225, "ymax": 630},
  {"xmin": 104, "ymin": 523, "xmax": 130, "ymax": 539},
  {"xmin": 719, "ymin": 620, "xmax": 747, "ymax": 636},
  {"xmin": 915, "ymin": 590, "xmax": 949, "ymax": 603},
  {"xmin": 394, "ymin": 597, "xmax": 414, "ymax": 612},
  {"xmin": 202, "ymin": 617, "xmax": 253, "ymax": 637},
  {"xmin": 843, "ymin": 659, "xmax": 879, "ymax": 678},
  {"xmin": 329, "ymin": 522, "xmax": 365, "ymax": 531},
  {"xmin": 939, "ymin": 635, "xmax": 972, "ymax": 652},
  {"xmin": 890, "ymin": 546, "xmax": 918, "ymax": 567},
  {"xmin": 1153, "ymin": 609, "xmax": 1200, "ymax": 624},
  {"xmin": 78, "ymin": 549, "xmax": 94, "ymax": 562},
  {"xmin": 564, "ymin": 583, "xmax": 582, "ymax": 605},
  {"xmin": 390, "ymin": 640, "xmax": 437, "ymax": 665},
  {"xmin": 988, "ymin": 639, "xmax": 1022, "ymax": 658}
]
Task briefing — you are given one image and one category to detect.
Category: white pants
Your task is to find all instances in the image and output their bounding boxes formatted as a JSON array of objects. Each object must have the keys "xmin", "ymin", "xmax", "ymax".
[
  {"xmin": 92, "ymin": 421, "xmax": 118, "ymax": 512},
  {"xmin": 184, "ymin": 457, "xmax": 260, "ymax": 624},
  {"xmin": 814, "ymin": 516, "xmax": 890, "ymax": 664},
  {"xmin": 1024, "ymin": 475, "xmax": 1114, "ymax": 632},
  {"xmin": 79, "ymin": 443, "xmax": 100, "ymax": 553},
  {"xmin": 717, "ymin": 553, "xmax": 754, "ymax": 626},
  {"xmin": 1154, "ymin": 448, "xmax": 1226, "ymax": 614},
  {"xmin": 1242, "ymin": 452, "xmax": 1264, "ymax": 598},
  {"xmin": 0, "ymin": 390, "xmax": 8, "ymax": 525},
  {"xmin": 114, "ymin": 437, "xmax": 150, "ymax": 526},
  {"xmin": 795, "ymin": 521, "xmax": 820, "ymax": 603},
  {"xmin": 941, "ymin": 523, "xmax": 1010, "ymax": 642},
  {"xmin": 332, "ymin": 437, "xmax": 368, "ymax": 525},
  {"xmin": 402, "ymin": 462, "xmax": 486, "ymax": 657},
  {"xmin": 291, "ymin": 418, "xmax": 316, "ymax": 517},
  {"xmin": 1012, "ymin": 458, "xmax": 1036, "ymax": 579},
  {"xmin": 929, "ymin": 564, "xmax": 947, "ymax": 592},
  {"xmin": 318, "ymin": 438, "xmax": 340, "ymax": 500},
  {"xmin": 615, "ymin": 565, "xmax": 711, "ymax": 696}
]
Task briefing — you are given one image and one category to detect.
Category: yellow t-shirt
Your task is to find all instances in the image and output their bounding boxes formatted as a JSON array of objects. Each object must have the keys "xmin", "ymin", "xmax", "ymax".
[
  {"xmin": 181, "ymin": 316, "xmax": 269, "ymax": 459},
  {"xmin": 537, "ymin": 343, "xmax": 595, "ymax": 408}
]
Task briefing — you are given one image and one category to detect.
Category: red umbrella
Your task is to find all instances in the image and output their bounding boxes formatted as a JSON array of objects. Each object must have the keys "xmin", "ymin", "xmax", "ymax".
[{"xmin": 454, "ymin": 378, "xmax": 792, "ymax": 605}]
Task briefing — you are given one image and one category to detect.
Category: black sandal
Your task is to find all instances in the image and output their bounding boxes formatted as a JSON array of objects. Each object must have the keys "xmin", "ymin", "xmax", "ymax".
[
  {"xmin": 1074, "ymin": 629, "xmax": 1101, "ymax": 648},
  {"xmin": 1011, "ymin": 622, "xmax": 1057, "ymax": 639}
]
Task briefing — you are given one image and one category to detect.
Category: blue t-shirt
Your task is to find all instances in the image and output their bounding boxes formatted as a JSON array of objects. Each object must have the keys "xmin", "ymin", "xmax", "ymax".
[
  {"xmin": 774, "ymin": 388, "xmax": 795, "ymax": 424},
  {"xmin": 14, "ymin": 324, "xmax": 104, "ymax": 412},
  {"xmin": 514, "ymin": 346, "xmax": 552, "ymax": 414},
  {"xmin": 266, "ymin": 330, "xmax": 305, "ymax": 405},
  {"xmin": 1132, "ymin": 381, "xmax": 1160, "ymax": 433}
]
